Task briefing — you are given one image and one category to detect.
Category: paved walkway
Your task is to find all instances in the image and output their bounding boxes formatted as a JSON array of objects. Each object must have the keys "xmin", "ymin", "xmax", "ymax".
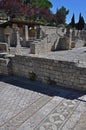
[
  {"xmin": 0, "ymin": 76, "xmax": 86, "ymax": 130},
  {"xmin": 10, "ymin": 47, "xmax": 86, "ymax": 63},
  {"xmin": 39, "ymin": 47, "xmax": 86, "ymax": 62}
]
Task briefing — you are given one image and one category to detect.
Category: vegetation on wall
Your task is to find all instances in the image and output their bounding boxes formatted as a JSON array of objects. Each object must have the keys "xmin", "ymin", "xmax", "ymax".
[{"xmin": 28, "ymin": 71, "xmax": 36, "ymax": 81}]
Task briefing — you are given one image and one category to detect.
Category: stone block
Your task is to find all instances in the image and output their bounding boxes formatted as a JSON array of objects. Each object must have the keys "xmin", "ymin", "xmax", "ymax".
[
  {"xmin": 0, "ymin": 42, "xmax": 8, "ymax": 53},
  {"xmin": 57, "ymin": 36, "xmax": 71, "ymax": 50}
]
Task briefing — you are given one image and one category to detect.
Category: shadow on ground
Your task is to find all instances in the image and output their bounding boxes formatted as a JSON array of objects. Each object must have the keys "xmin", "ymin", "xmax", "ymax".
[{"xmin": 0, "ymin": 76, "xmax": 85, "ymax": 102}]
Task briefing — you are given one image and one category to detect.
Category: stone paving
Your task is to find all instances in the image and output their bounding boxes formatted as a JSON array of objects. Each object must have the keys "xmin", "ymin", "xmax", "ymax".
[
  {"xmin": 0, "ymin": 76, "xmax": 86, "ymax": 130},
  {"xmin": 38, "ymin": 47, "xmax": 86, "ymax": 62},
  {"xmin": 10, "ymin": 47, "xmax": 86, "ymax": 63}
]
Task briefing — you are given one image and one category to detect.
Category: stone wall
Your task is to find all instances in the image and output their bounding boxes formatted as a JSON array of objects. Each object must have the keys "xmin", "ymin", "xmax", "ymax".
[
  {"xmin": 0, "ymin": 28, "xmax": 4, "ymax": 42},
  {"xmin": 30, "ymin": 40, "xmax": 54, "ymax": 54},
  {"xmin": 40, "ymin": 26, "xmax": 57, "ymax": 35},
  {"xmin": 0, "ymin": 55, "xmax": 86, "ymax": 91},
  {"xmin": 80, "ymin": 30, "xmax": 86, "ymax": 41},
  {"xmin": 0, "ymin": 42, "xmax": 8, "ymax": 53},
  {"xmin": 40, "ymin": 26, "xmax": 66, "ymax": 36},
  {"xmin": 0, "ymin": 58, "xmax": 11, "ymax": 75},
  {"xmin": 0, "ymin": 24, "xmax": 40, "ymax": 47},
  {"xmin": 11, "ymin": 55, "xmax": 86, "ymax": 91},
  {"xmin": 57, "ymin": 36, "xmax": 71, "ymax": 50}
]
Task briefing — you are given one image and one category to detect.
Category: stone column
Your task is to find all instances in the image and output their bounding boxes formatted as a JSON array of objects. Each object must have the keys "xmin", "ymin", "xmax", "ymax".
[
  {"xmin": 77, "ymin": 30, "xmax": 80, "ymax": 37},
  {"xmin": 66, "ymin": 28, "xmax": 72, "ymax": 49},
  {"xmin": 34, "ymin": 26, "xmax": 37, "ymax": 39},
  {"xmin": 25, "ymin": 25, "xmax": 29, "ymax": 41},
  {"xmin": 69, "ymin": 29, "xmax": 72, "ymax": 49},
  {"xmin": 7, "ymin": 34, "xmax": 10, "ymax": 48},
  {"xmin": 5, "ymin": 33, "xmax": 10, "ymax": 51},
  {"xmin": 15, "ymin": 27, "xmax": 22, "ymax": 55},
  {"xmin": 36, "ymin": 26, "xmax": 41, "ymax": 39}
]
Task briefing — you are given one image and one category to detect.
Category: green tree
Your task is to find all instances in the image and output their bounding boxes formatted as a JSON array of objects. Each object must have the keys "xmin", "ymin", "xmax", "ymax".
[
  {"xmin": 21, "ymin": 0, "xmax": 31, "ymax": 5},
  {"xmin": 77, "ymin": 13, "xmax": 85, "ymax": 30},
  {"xmin": 70, "ymin": 13, "xmax": 75, "ymax": 28},
  {"xmin": 0, "ymin": 0, "xmax": 30, "ymax": 18},
  {"xmin": 55, "ymin": 6, "xmax": 69, "ymax": 24},
  {"xmin": 31, "ymin": 0, "xmax": 52, "ymax": 9},
  {"xmin": 21, "ymin": 0, "xmax": 52, "ymax": 22},
  {"xmin": 21, "ymin": 0, "xmax": 52, "ymax": 9}
]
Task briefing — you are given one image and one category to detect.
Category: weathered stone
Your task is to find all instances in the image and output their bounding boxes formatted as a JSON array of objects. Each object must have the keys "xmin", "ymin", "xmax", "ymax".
[
  {"xmin": 0, "ymin": 42, "xmax": 8, "ymax": 53},
  {"xmin": 57, "ymin": 36, "xmax": 71, "ymax": 50},
  {"xmin": 15, "ymin": 27, "xmax": 22, "ymax": 55}
]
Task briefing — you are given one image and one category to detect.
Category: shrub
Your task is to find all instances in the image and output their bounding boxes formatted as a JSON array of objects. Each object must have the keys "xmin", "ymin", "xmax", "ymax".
[{"xmin": 28, "ymin": 71, "xmax": 36, "ymax": 81}]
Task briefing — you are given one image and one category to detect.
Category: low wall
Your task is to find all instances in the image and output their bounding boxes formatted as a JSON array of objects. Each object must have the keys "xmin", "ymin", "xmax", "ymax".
[
  {"xmin": 0, "ymin": 55, "xmax": 86, "ymax": 91},
  {"xmin": 0, "ymin": 58, "xmax": 11, "ymax": 75},
  {"xmin": 11, "ymin": 55, "xmax": 86, "ymax": 91},
  {"xmin": 0, "ymin": 42, "xmax": 8, "ymax": 52},
  {"xmin": 40, "ymin": 26, "xmax": 57, "ymax": 35},
  {"xmin": 30, "ymin": 41, "xmax": 53, "ymax": 54}
]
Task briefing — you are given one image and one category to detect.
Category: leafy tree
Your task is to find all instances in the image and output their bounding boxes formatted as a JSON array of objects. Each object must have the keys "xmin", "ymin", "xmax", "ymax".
[
  {"xmin": 55, "ymin": 6, "xmax": 69, "ymax": 24},
  {"xmin": 28, "ymin": 0, "xmax": 52, "ymax": 9},
  {"xmin": 70, "ymin": 13, "xmax": 75, "ymax": 28},
  {"xmin": 0, "ymin": 0, "xmax": 70, "ymax": 26},
  {"xmin": 0, "ymin": 12, "xmax": 7, "ymax": 19},
  {"xmin": 21, "ymin": 0, "xmax": 31, "ymax": 6},
  {"xmin": 21, "ymin": 0, "xmax": 52, "ymax": 21},
  {"xmin": 21, "ymin": 0, "xmax": 52, "ymax": 9},
  {"xmin": 46, "ymin": 12, "xmax": 56, "ymax": 25},
  {"xmin": 0, "ymin": 0, "xmax": 30, "ymax": 18}
]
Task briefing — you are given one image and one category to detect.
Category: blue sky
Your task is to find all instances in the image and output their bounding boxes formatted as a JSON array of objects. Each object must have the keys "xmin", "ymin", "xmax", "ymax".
[{"xmin": 49, "ymin": 0, "xmax": 86, "ymax": 23}]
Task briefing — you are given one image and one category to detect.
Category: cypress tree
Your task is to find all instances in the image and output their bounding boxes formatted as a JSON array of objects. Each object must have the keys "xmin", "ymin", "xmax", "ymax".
[
  {"xmin": 70, "ymin": 13, "xmax": 75, "ymax": 28},
  {"xmin": 78, "ymin": 13, "xmax": 85, "ymax": 30}
]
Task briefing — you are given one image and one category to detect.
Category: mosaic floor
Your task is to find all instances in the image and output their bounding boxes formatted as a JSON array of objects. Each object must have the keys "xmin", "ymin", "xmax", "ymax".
[{"xmin": 0, "ymin": 76, "xmax": 86, "ymax": 130}]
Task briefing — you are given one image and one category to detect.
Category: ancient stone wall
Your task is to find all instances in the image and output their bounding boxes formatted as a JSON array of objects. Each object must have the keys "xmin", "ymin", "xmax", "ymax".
[
  {"xmin": 0, "ymin": 55, "xmax": 86, "ymax": 91},
  {"xmin": 30, "ymin": 40, "xmax": 54, "ymax": 54},
  {"xmin": 11, "ymin": 55, "xmax": 86, "ymax": 91},
  {"xmin": 0, "ymin": 58, "xmax": 10, "ymax": 75},
  {"xmin": 40, "ymin": 26, "xmax": 57, "ymax": 35},
  {"xmin": 0, "ymin": 42, "xmax": 8, "ymax": 53},
  {"xmin": 80, "ymin": 30, "xmax": 86, "ymax": 41},
  {"xmin": 57, "ymin": 36, "xmax": 71, "ymax": 50},
  {"xmin": 0, "ymin": 28, "xmax": 4, "ymax": 42}
]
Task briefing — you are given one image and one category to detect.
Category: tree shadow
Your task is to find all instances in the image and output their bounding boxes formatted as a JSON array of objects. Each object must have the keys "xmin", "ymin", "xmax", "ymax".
[{"xmin": 0, "ymin": 76, "xmax": 85, "ymax": 102}]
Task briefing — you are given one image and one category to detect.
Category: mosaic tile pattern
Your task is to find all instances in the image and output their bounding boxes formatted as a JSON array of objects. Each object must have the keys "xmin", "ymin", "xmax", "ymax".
[{"xmin": 0, "ymin": 77, "xmax": 86, "ymax": 130}]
